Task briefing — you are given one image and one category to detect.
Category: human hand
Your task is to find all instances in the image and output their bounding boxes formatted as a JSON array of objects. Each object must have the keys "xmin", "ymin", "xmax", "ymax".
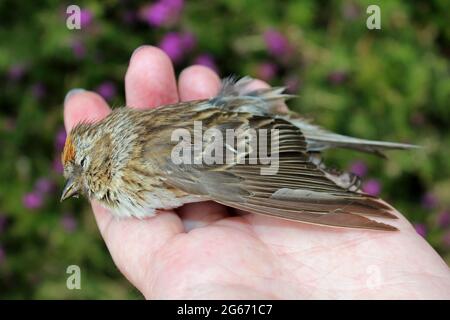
[{"xmin": 63, "ymin": 45, "xmax": 450, "ymax": 299}]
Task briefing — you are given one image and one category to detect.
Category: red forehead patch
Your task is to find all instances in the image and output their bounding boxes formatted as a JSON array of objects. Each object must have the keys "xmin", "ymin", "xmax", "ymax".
[{"xmin": 62, "ymin": 135, "xmax": 76, "ymax": 165}]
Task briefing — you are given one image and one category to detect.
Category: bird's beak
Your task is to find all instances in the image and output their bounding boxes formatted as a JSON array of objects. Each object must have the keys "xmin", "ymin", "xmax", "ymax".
[{"xmin": 60, "ymin": 177, "xmax": 79, "ymax": 202}]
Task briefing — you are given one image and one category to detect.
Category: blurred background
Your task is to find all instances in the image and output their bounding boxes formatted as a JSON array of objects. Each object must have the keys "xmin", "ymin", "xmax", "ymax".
[{"xmin": 0, "ymin": 0, "xmax": 449, "ymax": 299}]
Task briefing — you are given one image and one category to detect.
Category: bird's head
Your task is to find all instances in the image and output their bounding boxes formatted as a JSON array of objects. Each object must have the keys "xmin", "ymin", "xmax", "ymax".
[{"xmin": 60, "ymin": 123, "xmax": 112, "ymax": 202}]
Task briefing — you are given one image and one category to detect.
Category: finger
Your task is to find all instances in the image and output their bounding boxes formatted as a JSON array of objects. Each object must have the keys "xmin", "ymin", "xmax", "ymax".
[
  {"xmin": 245, "ymin": 78, "xmax": 270, "ymax": 92},
  {"xmin": 245, "ymin": 79, "xmax": 289, "ymax": 113},
  {"xmin": 178, "ymin": 201, "xmax": 229, "ymax": 232},
  {"xmin": 64, "ymin": 90, "xmax": 111, "ymax": 131},
  {"xmin": 178, "ymin": 65, "xmax": 221, "ymax": 101},
  {"xmin": 125, "ymin": 45, "xmax": 179, "ymax": 109},
  {"xmin": 63, "ymin": 88, "xmax": 184, "ymax": 291}
]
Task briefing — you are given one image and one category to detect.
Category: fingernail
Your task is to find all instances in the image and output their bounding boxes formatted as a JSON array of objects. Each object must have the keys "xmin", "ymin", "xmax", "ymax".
[
  {"xmin": 130, "ymin": 45, "xmax": 150, "ymax": 61},
  {"xmin": 64, "ymin": 88, "xmax": 85, "ymax": 105}
]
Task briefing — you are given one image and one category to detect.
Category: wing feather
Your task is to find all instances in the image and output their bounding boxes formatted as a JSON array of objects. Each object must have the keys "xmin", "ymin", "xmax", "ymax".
[{"xmin": 145, "ymin": 106, "xmax": 398, "ymax": 231}]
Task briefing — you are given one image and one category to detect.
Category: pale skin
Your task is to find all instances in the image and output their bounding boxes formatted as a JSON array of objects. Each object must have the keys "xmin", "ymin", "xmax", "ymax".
[{"xmin": 64, "ymin": 45, "xmax": 450, "ymax": 299}]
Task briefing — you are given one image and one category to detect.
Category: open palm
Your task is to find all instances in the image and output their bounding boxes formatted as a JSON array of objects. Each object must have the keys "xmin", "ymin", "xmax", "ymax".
[{"xmin": 64, "ymin": 46, "xmax": 450, "ymax": 299}]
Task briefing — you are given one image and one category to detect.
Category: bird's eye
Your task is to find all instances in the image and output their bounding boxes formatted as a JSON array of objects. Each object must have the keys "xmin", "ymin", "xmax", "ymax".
[{"xmin": 80, "ymin": 157, "xmax": 87, "ymax": 168}]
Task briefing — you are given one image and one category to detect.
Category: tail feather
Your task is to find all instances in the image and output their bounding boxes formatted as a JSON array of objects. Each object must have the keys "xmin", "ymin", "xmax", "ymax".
[
  {"xmin": 213, "ymin": 76, "xmax": 419, "ymax": 155},
  {"xmin": 292, "ymin": 119, "xmax": 419, "ymax": 155}
]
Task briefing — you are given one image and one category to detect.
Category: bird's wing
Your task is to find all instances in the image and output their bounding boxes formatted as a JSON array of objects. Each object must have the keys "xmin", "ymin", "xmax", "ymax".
[
  {"xmin": 209, "ymin": 76, "xmax": 418, "ymax": 156},
  {"xmin": 144, "ymin": 106, "xmax": 398, "ymax": 231}
]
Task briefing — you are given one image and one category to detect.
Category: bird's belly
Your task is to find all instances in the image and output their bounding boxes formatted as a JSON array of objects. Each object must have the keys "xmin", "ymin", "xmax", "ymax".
[{"xmin": 108, "ymin": 188, "xmax": 205, "ymax": 219}]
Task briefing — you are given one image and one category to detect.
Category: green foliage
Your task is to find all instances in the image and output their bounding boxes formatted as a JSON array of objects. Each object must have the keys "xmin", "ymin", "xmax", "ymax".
[{"xmin": 0, "ymin": 0, "xmax": 449, "ymax": 298}]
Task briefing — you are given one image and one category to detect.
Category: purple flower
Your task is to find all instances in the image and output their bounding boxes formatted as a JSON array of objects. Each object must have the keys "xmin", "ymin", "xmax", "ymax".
[
  {"xmin": 71, "ymin": 40, "xmax": 86, "ymax": 59},
  {"xmin": 61, "ymin": 213, "xmax": 77, "ymax": 233},
  {"xmin": 143, "ymin": 2, "xmax": 171, "ymax": 26},
  {"xmin": 55, "ymin": 128, "xmax": 67, "ymax": 152},
  {"xmin": 414, "ymin": 223, "xmax": 427, "ymax": 237},
  {"xmin": 52, "ymin": 157, "xmax": 63, "ymax": 174},
  {"xmin": 80, "ymin": 9, "xmax": 93, "ymax": 28},
  {"xmin": 159, "ymin": 32, "xmax": 185, "ymax": 63},
  {"xmin": 7, "ymin": 64, "xmax": 26, "ymax": 81},
  {"xmin": 96, "ymin": 81, "xmax": 117, "ymax": 101},
  {"xmin": 362, "ymin": 179, "xmax": 381, "ymax": 196},
  {"xmin": 328, "ymin": 71, "xmax": 348, "ymax": 85},
  {"xmin": 437, "ymin": 211, "xmax": 450, "ymax": 228},
  {"xmin": 165, "ymin": 0, "xmax": 184, "ymax": 10},
  {"xmin": 256, "ymin": 62, "xmax": 278, "ymax": 81},
  {"xmin": 142, "ymin": 0, "xmax": 183, "ymax": 27},
  {"xmin": 194, "ymin": 54, "xmax": 218, "ymax": 73},
  {"xmin": 23, "ymin": 192, "xmax": 43, "ymax": 210},
  {"xmin": 421, "ymin": 192, "xmax": 438, "ymax": 210},
  {"xmin": 35, "ymin": 178, "xmax": 54, "ymax": 195},
  {"xmin": 349, "ymin": 160, "xmax": 368, "ymax": 177},
  {"xmin": 263, "ymin": 29, "xmax": 290, "ymax": 56}
]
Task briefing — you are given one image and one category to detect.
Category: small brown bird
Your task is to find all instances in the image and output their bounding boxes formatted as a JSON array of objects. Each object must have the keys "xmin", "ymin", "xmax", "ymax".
[{"xmin": 61, "ymin": 77, "xmax": 417, "ymax": 231}]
